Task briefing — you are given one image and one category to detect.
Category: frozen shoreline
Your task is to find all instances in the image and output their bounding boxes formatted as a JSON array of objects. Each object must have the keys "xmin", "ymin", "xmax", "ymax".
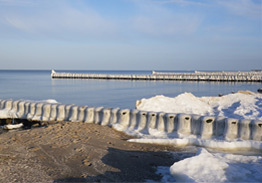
[
  {"xmin": 1, "ymin": 91, "xmax": 262, "ymax": 182},
  {"xmin": 136, "ymin": 91, "xmax": 262, "ymax": 182},
  {"xmin": 1, "ymin": 94, "xmax": 262, "ymax": 149}
]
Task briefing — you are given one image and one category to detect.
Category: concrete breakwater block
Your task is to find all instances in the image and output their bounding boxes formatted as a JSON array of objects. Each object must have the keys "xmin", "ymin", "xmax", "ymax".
[{"xmin": 0, "ymin": 99, "xmax": 261, "ymax": 141}]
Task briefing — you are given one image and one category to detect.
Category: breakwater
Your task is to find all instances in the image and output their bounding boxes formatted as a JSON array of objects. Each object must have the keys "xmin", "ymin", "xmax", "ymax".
[
  {"xmin": 51, "ymin": 70, "xmax": 262, "ymax": 82},
  {"xmin": 1, "ymin": 99, "xmax": 261, "ymax": 141}
]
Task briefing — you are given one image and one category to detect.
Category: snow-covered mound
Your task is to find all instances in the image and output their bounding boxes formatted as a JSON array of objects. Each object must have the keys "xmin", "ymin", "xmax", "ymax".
[
  {"xmin": 169, "ymin": 148, "xmax": 262, "ymax": 183},
  {"xmin": 135, "ymin": 91, "xmax": 262, "ymax": 183},
  {"xmin": 136, "ymin": 91, "xmax": 262, "ymax": 120}
]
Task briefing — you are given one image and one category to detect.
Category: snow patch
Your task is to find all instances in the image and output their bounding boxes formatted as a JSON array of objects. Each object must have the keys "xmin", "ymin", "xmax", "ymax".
[
  {"xmin": 136, "ymin": 91, "xmax": 262, "ymax": 120},
  {"xmin": 136, "ymin": 92, "xmax": 262, "ymax": 183},
  {"xmin": 169, "ymin": 148, "xmax": 262, "ymax": 183}
]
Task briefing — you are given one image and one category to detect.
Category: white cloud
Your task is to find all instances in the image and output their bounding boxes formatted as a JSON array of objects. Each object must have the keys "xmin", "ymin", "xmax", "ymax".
[
  {"xmin": 0, "ymin": 1, "xmax": 117, "ymax": 40},
  {"xmin": 0, "ymin": 0, "xmax": 260, "ymax": 42}
]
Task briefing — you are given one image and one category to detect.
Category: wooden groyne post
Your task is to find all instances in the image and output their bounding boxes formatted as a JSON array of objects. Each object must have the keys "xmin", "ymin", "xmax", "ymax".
[{"xmin": 51, "ymin": 70, "xmax": 262, "ymax": 82}]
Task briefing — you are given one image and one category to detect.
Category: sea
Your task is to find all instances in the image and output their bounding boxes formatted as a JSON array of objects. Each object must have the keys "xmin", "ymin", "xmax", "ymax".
[{"xmin": 0, "ymin": 70, "xmax": 261, "ymax": 109}]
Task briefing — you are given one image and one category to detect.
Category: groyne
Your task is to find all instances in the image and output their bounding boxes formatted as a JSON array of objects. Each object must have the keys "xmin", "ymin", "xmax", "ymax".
[
  {"xmin": 51, "ymin": 70, "xmax": 262, "ymax": 82},
  {"xmin": 1, "ymin": 99, "xmax": 261, "ymax": 141}
]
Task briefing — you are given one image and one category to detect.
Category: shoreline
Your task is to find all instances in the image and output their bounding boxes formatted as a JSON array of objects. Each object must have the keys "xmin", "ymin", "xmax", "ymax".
[
  {"xmin": 1, "ymin": 98, "xmax": 262, "ymax": 142},
  {"xmin": 0, "ymin": 121, "xmax": 183, "ymax": 182}
]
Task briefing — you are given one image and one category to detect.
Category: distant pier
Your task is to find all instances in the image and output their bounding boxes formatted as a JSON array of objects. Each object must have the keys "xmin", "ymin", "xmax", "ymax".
[{"xmin": 51, "ymin": 70, "xmax": 262, "ymax": 82}]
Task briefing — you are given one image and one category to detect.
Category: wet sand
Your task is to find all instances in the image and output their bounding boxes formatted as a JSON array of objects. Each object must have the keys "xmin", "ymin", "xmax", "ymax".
[{"xmin": 0, "ymin": 122, "xmax": 182, "ymax": 182}]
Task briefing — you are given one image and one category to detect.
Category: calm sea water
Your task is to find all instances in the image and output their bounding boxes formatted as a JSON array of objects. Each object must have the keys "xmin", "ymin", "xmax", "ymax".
[{"xmin": 0, "ymin": 70, "xmax": 261, "ymax": 109}]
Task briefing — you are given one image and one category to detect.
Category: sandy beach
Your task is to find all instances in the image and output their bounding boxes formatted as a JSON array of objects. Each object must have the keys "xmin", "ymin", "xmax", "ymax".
[{"xmin": 0, "ymin": 121, "xmax": 182, "ymax": 182}]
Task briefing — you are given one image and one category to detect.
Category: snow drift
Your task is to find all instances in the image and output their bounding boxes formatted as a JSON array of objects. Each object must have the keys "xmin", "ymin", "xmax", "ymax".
[{"xmin": 136, "ymin": 91, "xmax": 262, "ymax": 121}]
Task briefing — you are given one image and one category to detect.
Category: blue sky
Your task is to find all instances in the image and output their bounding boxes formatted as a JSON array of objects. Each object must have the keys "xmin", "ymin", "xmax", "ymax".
[{"xmin": 0, "ymin": 0, "xmax": 261, "ymax": 70}]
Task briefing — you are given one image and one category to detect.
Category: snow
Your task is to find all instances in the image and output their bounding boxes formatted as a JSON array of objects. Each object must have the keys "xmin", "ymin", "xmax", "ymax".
[
  {"xmin": 39, "ymin": 99, "xmax": 58, "ymax": 104},
  {"xmin": 0, "ymin": 109, "xmax": 18, "ymax": 119},
  {"xmin": 3, "ymin": 123, "xmax": 24, "ymax": 130},
  {"xmin": 169, "ymin": 148, "xmax": 262, "ymax": 183},
  {"xmin": 136, "ymin": 91, "xmax": 262, "ymax": 182},
  {"xmin": 129, "ymin": 138, "xmax": 262, "ymax": 151},
  {"xmin": 136, "ymin": 91, "xmax": 262, "ymax": 121}
]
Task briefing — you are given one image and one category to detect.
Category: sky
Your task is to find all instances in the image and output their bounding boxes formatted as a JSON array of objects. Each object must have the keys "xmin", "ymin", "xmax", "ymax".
[{"xmin": 0, "ymin": 0, "xmax": 261, "ymax": 70}]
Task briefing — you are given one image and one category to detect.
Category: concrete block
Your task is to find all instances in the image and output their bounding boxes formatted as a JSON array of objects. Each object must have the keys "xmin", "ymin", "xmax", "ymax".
[
  {"xmin": 69, "ymin": 105, "xmax": 79, "ymax": 122},
  {"xmin": 94, "ymin": 107, "xmax": 104, "ymax": 124},
  {"xmin": 49, "ymin": 104, "xmax": 58, "ymax": 121},
  {"xmin": 85, "ymin": 107, "xmax": 95, "ymax": 123},
  {"xmin": 137, "ymin": 111, "xmax": 148, "ymax": 132},
  {"xmin": 251, "ymin": 120, "xmax": 262, "ymax": 141},
  {"xmin": 166, "ymin": 113, "xmax": 176, "ymax": 133},
  {"xmin": 57, "ymin": 104, "xmax": 66, "ymax": 121},
  {"xmin": 148, "ymin": 112, "xmax": 157, "ymax": 129},
  {"xmin": 32, "ymin": 103, "xmax": 44, "ymax": 121},
  {"xmin": 239, "ymin": 119, "xmax": 251, "ymax": 140},
  {"xmin": 42, "ymin": 104, "xmax": 51, "ymax": 121},
  {"xmin": 109, "ymin": 108, "xmax": 120, "ymax": 125},
  {"xmin": 129, "ymin": 109, "xmax": 139, "ymax": 130},
  {"xmin": 201, "ymin": 116, "xmax": 216, "ymax": 139},
  {"xmin": 177, "ymin": 114, "xmax": 192, "ymax": 136},
  {"xmin": 78, "ymin": 106, "xmax": 88, "ymax": 122},
  {"xmin": 157, "ymin": 113, "xmax": 166, "ymax": 132},
  {"xmin": 224, "ymin": 118, "xmax": 239, "ymax": 140},
  {"xmin": 101, "ymin": 108, "xmax": 112, "ymax": 126}
]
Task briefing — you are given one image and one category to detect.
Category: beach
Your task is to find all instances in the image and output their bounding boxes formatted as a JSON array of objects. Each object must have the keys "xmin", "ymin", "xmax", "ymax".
[
  {"xmin": 1, "ymin": 91, "xmax": 262, "ymax": 182},
  {"xmin": 0, "ymin": 121, "xmax": 181, "ymax": 183},
  {"xmin": 1, "ymin": 0, "xmax": 261, "ymax": 181}
]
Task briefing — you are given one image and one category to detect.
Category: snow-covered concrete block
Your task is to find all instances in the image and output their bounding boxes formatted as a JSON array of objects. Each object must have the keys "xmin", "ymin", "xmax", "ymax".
[
  {"xmin": 84, "ymin": 107, "xmax": 95, "ymax": 123},
  {"xmin": 148, "ymin": 112, "xmax": 157, "ymax": 129},
  {"xmin": 177, "ymin": 114, "xmax": 192, "ymax": 136},
  {"xmin": 224, "ymin": 118, "xmax": 239, "ymax": 140},
  {"xmin": 100, "ymin": 108, "xmax": 111, "ymax": 126},
  {"xmin": 251, "ymin": 120, "xmax": 262, "ymax": 141},
  {"xmin": 166, "ymin": 113, "xmax": 176, "ymax": 133},
  {"xmin": 136, "ymin": 111, "xmax": 148, "ymax": 132},
  {"xmin": 239, "ymin": 119, "xmax": 251, "ymax": 140},
  {"xmin": 57, "ymin": 104, "xmax": 66, "ymax": 121},
  {"xmin": 157, "ymin": 112, "xmax": 166, "ymax": 132},
  {"xmin": 128, "ymin": 109, "xmax": 139, "ymax": 130},
  {"xmin": 201, "ymin": 116, "xmax": 216, "ymax": 139}
]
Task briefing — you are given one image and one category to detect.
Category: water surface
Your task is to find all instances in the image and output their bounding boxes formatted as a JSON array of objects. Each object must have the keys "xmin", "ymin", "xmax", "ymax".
[{"xmin": 0, "ymin": 70, "xmax": 260, "ymax": 109}]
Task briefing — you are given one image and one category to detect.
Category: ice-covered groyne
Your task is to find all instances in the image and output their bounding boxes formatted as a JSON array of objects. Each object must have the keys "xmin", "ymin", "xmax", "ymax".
[
  {"xmin": 1, "ymin": 99, "xmax": 261, "ymax": 141},
  {"xmin": 51, "ymin": 70, "xmax": 262, "ymax": 82}
]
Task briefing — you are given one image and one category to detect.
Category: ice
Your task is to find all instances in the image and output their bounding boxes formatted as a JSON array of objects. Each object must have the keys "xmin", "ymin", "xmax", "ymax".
[
  {"xmin": 168, "ymin": 148, "xmax": 262, "ymax": 183},
  {"xmin": 39, "ymin": 99, "xmax": 58, "ymax": 104},
  {"xmin": 0, "ymin": 99, "xmax": 59, "ymax": 122},
  {"xmin": 136, "ymin": 91, "xmax": 262, "ymax": 182},
  {"xmin": 129, "ymin": 138, "xmax": 262, "ymax": 151},
  {"xmin": 0, "ymin": 109, "xmax": 18, "ymax": 119}
]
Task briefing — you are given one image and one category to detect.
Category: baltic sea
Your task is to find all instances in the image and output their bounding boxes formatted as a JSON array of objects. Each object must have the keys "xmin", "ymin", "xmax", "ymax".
[{"xmin": 0, "ymin": 70, "xmax": 261, "ymax": 109}]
